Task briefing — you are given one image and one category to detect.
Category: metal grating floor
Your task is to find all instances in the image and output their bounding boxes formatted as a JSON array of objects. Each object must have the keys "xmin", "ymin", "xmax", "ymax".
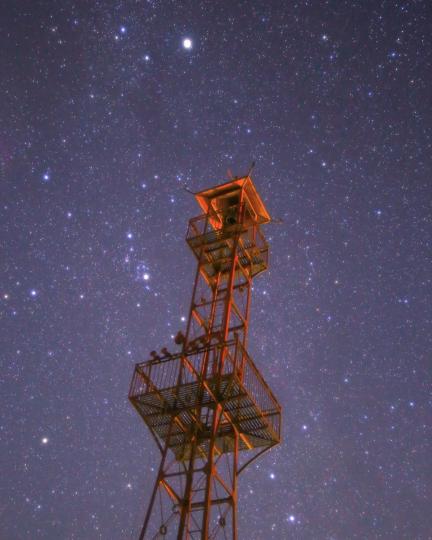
[{"xmin": 130, "ymin": 373, "xmax": 280, "ymax": 461}]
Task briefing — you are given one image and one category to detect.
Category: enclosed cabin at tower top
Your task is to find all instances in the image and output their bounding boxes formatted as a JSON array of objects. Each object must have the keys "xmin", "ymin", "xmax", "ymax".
[
  {"xmin": 194, "ymin": 176, "xmax": 271, "ymax": 228},
  {"xmin": 186, "ymin": 176, "xmax": 271, "ymax": 283}
]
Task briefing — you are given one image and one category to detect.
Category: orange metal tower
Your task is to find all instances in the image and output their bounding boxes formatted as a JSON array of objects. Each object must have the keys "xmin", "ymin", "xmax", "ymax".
[{"xmin": 129, "ymin": 175, "xmax": 281, "ymax": 539}]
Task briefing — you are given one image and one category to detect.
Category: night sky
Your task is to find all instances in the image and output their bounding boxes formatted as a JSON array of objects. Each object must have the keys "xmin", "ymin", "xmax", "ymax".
[{"xmin": 1, "ymin": 2, "xmax": 431, "ymax": 539}]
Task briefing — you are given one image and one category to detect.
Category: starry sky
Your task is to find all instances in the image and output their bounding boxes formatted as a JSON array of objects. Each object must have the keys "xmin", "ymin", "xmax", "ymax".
[{"xmin": 1, "ymin": 1, "xmax": 431, "ymax": 539}]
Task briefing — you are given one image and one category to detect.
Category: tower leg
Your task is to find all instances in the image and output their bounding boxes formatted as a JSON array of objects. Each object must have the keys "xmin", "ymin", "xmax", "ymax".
[
  {"xmin": 177, "ymin": 432, "xmax": 198, "ymax": 539},
  {"xmin": 202, "ymin": 403, "xmax": 222, "ymax": 537},
  {"xmin": 139, "ymin": 418, "xmax": 176, "ymax": 540}
]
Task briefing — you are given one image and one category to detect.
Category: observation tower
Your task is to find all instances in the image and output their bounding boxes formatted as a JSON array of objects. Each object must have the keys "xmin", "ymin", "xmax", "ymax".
[{"xmin": 129, "ymin": 174, "xmax": 281, "ymax": 539}]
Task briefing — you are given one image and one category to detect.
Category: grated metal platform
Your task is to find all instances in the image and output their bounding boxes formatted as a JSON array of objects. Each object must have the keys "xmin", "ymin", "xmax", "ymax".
[
  {"xmin": 129, "ymin": 342, "xmax": 281, "ymax": 461},
  {"xmin": 186, "ymin": 215, "xmax": 269, "ymax": 282}
]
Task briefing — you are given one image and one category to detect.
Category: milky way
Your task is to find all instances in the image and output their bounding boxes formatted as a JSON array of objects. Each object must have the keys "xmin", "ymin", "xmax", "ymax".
[{"xmin": 1, "ymin": 2, "xmax": 431, "ymax": 539}]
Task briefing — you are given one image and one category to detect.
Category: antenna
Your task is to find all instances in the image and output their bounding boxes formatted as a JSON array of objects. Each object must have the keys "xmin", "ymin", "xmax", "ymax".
[{"xmin": 246, "ymin": 160, "xmax": 256, "ymax": 176}]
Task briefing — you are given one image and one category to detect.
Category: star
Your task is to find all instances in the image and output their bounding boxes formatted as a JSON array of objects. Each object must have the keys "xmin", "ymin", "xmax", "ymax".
[{"xmin": 182, "ymin": 38, "xmax": 193, "ymax": 50}]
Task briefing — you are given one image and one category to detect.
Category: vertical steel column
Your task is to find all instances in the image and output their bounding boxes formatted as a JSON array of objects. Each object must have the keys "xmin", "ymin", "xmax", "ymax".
[
  {"xmin": 138, "ymin": 417, "xmax": 176, "ymax": 540},
  {"xmin": 232, "ymin": 430, "xmax": 239, "ymax": 540},
  {"xmin": 201, "ymin": 201, "xmax": 244, "ymax": 538}
]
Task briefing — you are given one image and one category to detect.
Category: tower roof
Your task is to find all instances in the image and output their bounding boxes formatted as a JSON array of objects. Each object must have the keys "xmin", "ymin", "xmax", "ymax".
[{"xmin": 194, "ymin": 176, "xmax": 271, "ymax": 224}]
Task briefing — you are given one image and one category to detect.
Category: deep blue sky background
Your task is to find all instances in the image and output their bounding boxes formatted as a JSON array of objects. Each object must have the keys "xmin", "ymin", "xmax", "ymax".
[{"xmin": 1, "ymin": 1, "xmax": 431, "ymax": 539}]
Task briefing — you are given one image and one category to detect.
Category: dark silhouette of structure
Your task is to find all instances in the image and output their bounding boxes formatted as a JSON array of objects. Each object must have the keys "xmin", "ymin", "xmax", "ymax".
[{"xmin": 129, "ymin": 175, "xmax": 281, "ymax": 539}]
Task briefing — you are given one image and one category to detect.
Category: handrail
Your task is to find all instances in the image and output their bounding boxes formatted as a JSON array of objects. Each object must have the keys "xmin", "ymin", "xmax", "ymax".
[
  {"xmin": 236, "ymin": 340, "xmax": 281, "ymax": 412},
  {"xmin": 131, "ymin": 339, "xmax": 281, "ymax": 420},
  {"xmin": 186, "ymin": 208, "xmax": 268, "ymax": 248},
  {"xmin": 135, "ymin": 338, "xmax": 281, "ymax": 402}
]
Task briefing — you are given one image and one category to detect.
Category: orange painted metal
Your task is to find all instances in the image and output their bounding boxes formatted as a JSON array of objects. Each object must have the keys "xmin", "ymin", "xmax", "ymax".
[{"xmin": 129, "ymin": 176, "xmax": 281, "ymax": 539}]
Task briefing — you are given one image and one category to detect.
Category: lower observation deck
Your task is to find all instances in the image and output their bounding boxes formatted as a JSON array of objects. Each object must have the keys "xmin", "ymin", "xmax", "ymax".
[{"xmin": 129, "ymin": 339, "xmax": 281, "ymax": 461}]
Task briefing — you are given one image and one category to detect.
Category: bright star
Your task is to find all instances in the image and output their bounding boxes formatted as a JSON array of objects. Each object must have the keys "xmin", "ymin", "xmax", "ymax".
[
  {"xmin": 143, "ymin": 273, "xmax": 150, "ymax": 281},
  {"xmin": 182, "ymin": 38, "xmax": 192, "ymax": 50},
  {"xmin": 41, "ymin": 437, "xmax": 49, "ymax": 444}
]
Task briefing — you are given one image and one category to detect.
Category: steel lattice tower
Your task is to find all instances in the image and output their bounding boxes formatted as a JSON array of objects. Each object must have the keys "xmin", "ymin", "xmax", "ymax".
[{"xmin": 129, "ymin": 175, "xmax": 282, "ymax": 539}]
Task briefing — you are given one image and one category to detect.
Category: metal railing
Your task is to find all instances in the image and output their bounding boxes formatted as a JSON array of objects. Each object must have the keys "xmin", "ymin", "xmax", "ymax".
[
  {"xmin": 235, "ymin": 340, "xmax": 281, "ymax": 436},
  {"xmin": 129, "ymin": 337, "xmax": 281, "ymax": 437},
  {"xmin": 186, "ymin": 210, "xmax": 269, "ymax": 273}
]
